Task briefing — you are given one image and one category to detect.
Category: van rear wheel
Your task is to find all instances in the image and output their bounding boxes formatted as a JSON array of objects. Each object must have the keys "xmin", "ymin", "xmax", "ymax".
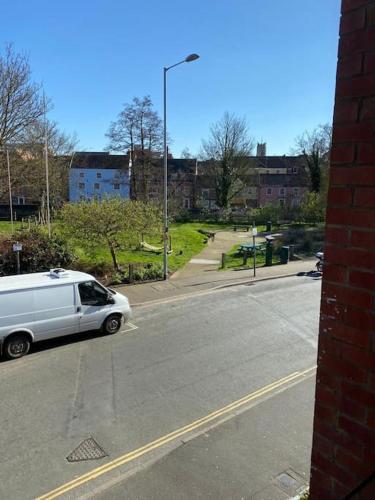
[
  {"xmin": 102, "ymin": 314, "xmax": 122, "ymax": 335},
  {"xmin": 4, "ymin": 334, "xmax": 31, "ymax": 360}
]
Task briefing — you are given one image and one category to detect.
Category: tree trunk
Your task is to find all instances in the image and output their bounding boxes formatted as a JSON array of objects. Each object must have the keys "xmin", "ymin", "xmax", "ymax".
[{"xmin": 108, "ymin": 242, "xmax": 119, "ymax": 272}]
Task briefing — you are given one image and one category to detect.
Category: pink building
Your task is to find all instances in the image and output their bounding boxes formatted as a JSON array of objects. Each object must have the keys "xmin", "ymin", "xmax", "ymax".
[{"xmin": 258, "ymin": 173, "xmax": 309, "ymax": 208}]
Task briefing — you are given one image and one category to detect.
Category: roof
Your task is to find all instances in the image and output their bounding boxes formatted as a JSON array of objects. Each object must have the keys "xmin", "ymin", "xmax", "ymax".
[
  {"xmin": 0, "ymin": 270, "xmax": 94, "ymax": 293},
  {"xmin": 250, "ymin": 155, "xmax": 306, "ymax": 169},
  {"xmin": 258, "ymin": 173, "xmax": 309, "ymax": 187},
  {"xmin": 71, "ymin": 152, "xmax": 129, "ymax": 170}
]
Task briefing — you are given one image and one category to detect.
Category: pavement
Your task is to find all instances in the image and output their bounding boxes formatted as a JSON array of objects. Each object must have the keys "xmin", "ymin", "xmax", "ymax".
[
  {"xmin": 0, "ymin": 275, "xmax": 320, "ymax": 499},
  {"xmin": 171, "ymin": 230, "xmax": 263, "ymax": 280},
  {"xmin": 116, "ymin": 258, "xmax": 317, "ymax": 306}
]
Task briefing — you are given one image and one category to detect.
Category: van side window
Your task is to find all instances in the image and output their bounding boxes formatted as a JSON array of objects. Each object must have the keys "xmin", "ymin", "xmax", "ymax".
[{"xmin": 78, "ymin": 281, "xmax": 108, "ymax": 306}]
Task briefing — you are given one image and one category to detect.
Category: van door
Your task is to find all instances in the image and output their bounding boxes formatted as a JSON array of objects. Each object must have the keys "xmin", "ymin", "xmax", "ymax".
[
  {"xmin": 32, "ymin": 284, "xmax": 79, "ymax": 340},
  {"xmin": 76, "ymin": 281, "xmax": 112, "ymax": 332}
]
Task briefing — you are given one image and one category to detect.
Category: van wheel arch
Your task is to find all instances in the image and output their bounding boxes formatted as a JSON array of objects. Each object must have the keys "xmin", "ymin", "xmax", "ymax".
[{"xmin": 4, "ymin": 332, "xmax": 32, "ymax": 360}]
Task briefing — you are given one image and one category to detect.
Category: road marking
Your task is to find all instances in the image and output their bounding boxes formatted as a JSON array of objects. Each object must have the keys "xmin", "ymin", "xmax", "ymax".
[
  {"xmin": 120, "ymin": 322, "xmax": 138, "ymax": 333},
  {"xmin": 36, "ymin": 366, "xmax": 316, "ymax": 500}
]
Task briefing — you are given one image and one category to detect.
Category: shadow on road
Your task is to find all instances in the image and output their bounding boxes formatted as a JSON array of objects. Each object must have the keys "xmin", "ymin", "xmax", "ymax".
[
  {"xmin": 297, "ymin": 270, "xmax": 322, "ymax": 280},
  {"xmin": 0, "ymin": 330, "xmax": 106, "ymax": 364}
]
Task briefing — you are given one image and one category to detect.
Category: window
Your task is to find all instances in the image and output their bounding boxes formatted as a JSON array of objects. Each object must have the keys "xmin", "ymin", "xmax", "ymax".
[
  {"xmin": 79, "ymin": 172, "xmax": 84, "ymax": 178},
  {"xmin": 294, "ymin": 187, "xmax": 299, "ymax": 195},
  {"xmin": 293, "ymin": 167, "xmax": 298, "ymax": 174},
  {"xmin": 279, "ymin": 199, "xmax": 285, "ymax": 207},
  {"xmin": 114, "ymin": 183, "xmax": 120, "ymax": 190},
  {"xmin": 279, "ymin": 188, "xmax": 285, "ymax": 196},
  {"xmin": 94, "ymin": 183, "xmax": 100, "ymax": 190},
  {"xmin": 183, "ymin": 198, "xmax": 190, "ymax": 209},
  {"xmin": 96, "ymin": 172, "xmax": 102, "ymax": 179},
  {"xmin": 79, "ymin": 182, "xmax": 85, "ymax": 189},
  {"xmin": 266, "ymin": 188, "xmax": 272, "ymax": 195},
  {"xmin": 202, "ymin": 189, "xmax": 210, "ymax": 200},
  {"xmin": 78, "ymin": 281, "xmax": 109, "ymax": 306}
]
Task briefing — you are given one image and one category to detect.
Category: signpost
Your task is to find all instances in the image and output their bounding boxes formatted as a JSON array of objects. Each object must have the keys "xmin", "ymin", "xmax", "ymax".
[
  {"xmin": 252, "ymin": 225, "xmax": 257, "ymax": 277},
  {"xmin": 13, "ymin": 242, "xmax": 22, "ymax": 275}
]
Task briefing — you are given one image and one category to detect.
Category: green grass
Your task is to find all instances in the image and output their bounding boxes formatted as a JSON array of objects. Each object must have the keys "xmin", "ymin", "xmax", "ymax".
[
  {"xmin": 0, "ymin": 221, "xmax": 235, "ymax": 272},
  {"xmin": 76, "ymin": 222, "xmax": 235, "ymax": 272},
  {"xmin": 0, "ymin": 220, "xmax": 270, "ymax": 273},
  {"xmin": 0, "ymin": 221, "xmax": 22, "ymax": 234},
  {"xmin": 221, "ymin": 243, "xmax": 280, "ymax": 270}
]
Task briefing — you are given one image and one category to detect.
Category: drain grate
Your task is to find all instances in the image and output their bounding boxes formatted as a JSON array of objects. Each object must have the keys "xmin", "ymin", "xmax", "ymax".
[
  {"xmin": 67, "ymin": 437, "xmax": 108, "ymax": 462},
  {"xmin": 274, "ymin": 469, "xmax": 306, "ymax": 496}
]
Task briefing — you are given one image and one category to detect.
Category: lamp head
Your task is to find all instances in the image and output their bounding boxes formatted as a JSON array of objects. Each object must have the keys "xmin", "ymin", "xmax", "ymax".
[{"xmin": 185, "ymin": 53, "xmax": 200, "ymax": 63}]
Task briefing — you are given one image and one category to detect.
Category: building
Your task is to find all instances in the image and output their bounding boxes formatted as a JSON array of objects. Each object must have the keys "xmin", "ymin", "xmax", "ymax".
[
  {"xmin": 195, "ymin": 154, "xmax": 308, "ymax": 210},
  {"xmin": 69, "ymin": 152, "xmax": 130, "ymax": 202}
]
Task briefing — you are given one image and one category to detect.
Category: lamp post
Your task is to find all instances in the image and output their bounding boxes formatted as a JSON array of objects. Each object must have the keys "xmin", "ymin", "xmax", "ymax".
[
  {"xmin": 163, "ymin": 53, "xmax": 199, "ymax": 280},
  {"xmin": 0, "ymin": 146, "xmax": 14, "ymax": 234}
]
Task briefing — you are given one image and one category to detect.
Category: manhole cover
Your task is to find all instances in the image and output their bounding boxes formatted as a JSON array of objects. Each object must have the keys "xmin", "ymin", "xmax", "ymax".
[
  {"xmin": 274, "ymin": 470, "xmax": 305, "ymax": 495},
  {"xmin": 67, "ymin": 437, "xmax": 107, "ymax": 462}
]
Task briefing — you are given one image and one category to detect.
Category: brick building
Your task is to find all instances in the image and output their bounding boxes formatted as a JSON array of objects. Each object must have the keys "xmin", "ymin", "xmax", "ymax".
[{"xmin": 309, "ymin": 1, "xmax": 375, "ymax": 498}]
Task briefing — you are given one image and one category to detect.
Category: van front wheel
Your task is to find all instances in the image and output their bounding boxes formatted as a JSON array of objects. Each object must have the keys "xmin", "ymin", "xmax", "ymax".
[
  {"xmin": 102, "ymin": 315, "xmax": 122, "ymax": 335},
  {"xmin": 4, "ymin": 334, "xmax": 31, "ymax": 360}
]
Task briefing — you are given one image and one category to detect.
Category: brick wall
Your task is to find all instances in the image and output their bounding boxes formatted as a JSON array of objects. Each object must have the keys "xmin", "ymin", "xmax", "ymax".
[{"xmin": 310, "ymin": 1, "xmax": 375, "ymax": 498}]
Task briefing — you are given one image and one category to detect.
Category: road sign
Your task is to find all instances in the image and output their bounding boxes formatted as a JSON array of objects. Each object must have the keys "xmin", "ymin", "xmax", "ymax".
[
  {"xmin": 252, "ymin": 227, "xmax": 258, "ymax": 236},
  {"xmin": 13, "ymin": 243, "xmax": 23, "ymax": 252}
]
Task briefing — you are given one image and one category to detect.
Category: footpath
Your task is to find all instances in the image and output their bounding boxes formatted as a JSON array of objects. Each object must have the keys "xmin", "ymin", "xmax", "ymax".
[
  {"xmin": 117, "ymin": 229, "xmax": 317, "ymax": 306},
  {"xmin": 117, "ymin": 259, "xmax": 316, "ymax": 307}
]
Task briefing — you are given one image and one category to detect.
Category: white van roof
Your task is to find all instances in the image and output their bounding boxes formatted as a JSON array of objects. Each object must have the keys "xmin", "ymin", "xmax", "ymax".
[{"xmin": 0, "ymin": 270, "xmax": 95, "ymax": 293}]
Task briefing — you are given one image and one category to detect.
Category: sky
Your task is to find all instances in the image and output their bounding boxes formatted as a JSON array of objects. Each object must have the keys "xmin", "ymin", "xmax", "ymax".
[{"xmin": 2, "ymin": 0, "xmax": 341, "ymax": 157}]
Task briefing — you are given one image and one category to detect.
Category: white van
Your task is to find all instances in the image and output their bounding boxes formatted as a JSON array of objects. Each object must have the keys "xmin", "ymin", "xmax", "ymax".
[{"xmin": 0, "ymin": 268, "xmax": 132, "ymax": 360}]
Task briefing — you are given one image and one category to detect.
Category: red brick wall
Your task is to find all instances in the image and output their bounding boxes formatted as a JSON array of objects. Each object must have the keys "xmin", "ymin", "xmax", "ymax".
[{"xmin": 310, "ymin": 1, "xmax": 375, "ymax": 498}]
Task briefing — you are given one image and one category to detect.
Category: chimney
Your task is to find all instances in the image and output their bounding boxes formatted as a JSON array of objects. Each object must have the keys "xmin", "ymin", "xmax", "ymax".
[{"xmin": 256, "ymin": 142, "xmax": 266, "ymax": 156}]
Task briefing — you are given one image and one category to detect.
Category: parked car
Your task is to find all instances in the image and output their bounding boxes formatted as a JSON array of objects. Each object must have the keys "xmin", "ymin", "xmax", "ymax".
[{"xmin": 0, "ymin": 268, "xmax": 132, "ymax": 360}]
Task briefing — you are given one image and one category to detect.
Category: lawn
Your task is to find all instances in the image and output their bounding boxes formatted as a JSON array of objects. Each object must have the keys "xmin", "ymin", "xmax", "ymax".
[
  {"xmin": 0, "ymin": 220, "xmax": 234, "ymax": 273},
  {"xmin": 0, "ymin": 221, "xmax": 22, "ymax": 234},
  {"xmin": 73, "ymin": 222, "xmax": 234, "ymax": 272},
  {"xmin": 222, "ymin": 243, "xmax": 281, "ymax": 270}
]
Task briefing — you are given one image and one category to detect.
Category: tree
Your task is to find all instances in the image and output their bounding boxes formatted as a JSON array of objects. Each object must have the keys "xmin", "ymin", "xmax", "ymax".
[
  {"xmin": 21, "ymin": 118, "xmax": 77, "ymax": 211},
  {"xmin": 201, "ymin": 112, "xmax": 255, "ymax": 209},
  {"xmin": 60, "ymin": 199, "xmax": 162, "ymax": 271},
  {"xmin": 294, "ymin": 123, "xmax": 332, "ymax": 193},
  {"xmin": 300, "ymin": 192, "xmax": 325, "ymax": 223},
  {"xmin": 106, "ymin": 96, "xmax": 163, "ymax": 200},
  {"xmin": 0, "ymin": 44, "xmax": 44, "ymax": 147}
]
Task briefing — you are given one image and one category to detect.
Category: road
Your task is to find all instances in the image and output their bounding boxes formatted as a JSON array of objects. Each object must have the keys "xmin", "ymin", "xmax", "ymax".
[{"xmin": 0, "ymin": 275, "xmax": 321, "ymax": 499}]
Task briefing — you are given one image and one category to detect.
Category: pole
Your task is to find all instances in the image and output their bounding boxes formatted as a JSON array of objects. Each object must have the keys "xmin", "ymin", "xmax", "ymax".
[
  {"xmin": 44, "ymin": 93, "xmax": 51, "ymax": 237},
  {"xmin": 163, "ymin": 67, "xmax": 168, "ymax": 280},
  {"xmin": 16, "ymin": 250, "xmax": 20, "ymax": 275},
  {"xmin": 253, "ymin": 223, "xmax": 256, "ymax": 277},
  {"xmin": 6, "ymin": 149, "xmax": 14, "ymax": 234}
]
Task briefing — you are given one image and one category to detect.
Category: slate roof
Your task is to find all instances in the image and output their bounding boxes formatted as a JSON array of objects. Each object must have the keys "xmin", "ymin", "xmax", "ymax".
[{"xmin": 71, "ymin": 152, "xmax": 129, "ymax": 169}]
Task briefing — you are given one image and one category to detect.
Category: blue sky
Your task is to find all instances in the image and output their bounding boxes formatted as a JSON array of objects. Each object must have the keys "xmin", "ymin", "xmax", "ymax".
[{"xmin": 2, "ymin": 0, "xmax": 341, "ymax": 156}]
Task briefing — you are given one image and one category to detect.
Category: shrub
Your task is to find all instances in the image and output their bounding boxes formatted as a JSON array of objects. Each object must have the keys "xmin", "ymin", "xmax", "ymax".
[{"xmin": 0, "ymin": 228, "xmax": 76, "ymax": 276}]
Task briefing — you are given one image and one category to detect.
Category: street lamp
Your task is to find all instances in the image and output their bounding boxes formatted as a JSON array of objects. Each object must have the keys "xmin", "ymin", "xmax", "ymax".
[
  {"xmin": 163, "ymin": 53, "xmax": 199, "ymax": 280},
  {"xmin": 0, "ymin": 146, "xmax": 15, "ymax": 234}
]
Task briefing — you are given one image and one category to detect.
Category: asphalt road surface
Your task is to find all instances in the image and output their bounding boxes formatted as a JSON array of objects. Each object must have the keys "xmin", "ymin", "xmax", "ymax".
[{"xmin": 0, "ymin": 275, "xmax": 321, "ymax": 499}]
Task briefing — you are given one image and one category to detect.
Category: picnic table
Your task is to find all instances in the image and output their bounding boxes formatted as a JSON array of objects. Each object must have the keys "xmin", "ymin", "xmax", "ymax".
[{"xmin": 237, "ymin": 243, "xmax": 266, "ymax": 255}]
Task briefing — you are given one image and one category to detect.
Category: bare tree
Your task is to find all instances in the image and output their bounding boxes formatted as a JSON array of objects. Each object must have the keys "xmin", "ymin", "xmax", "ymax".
[
  {"xmin": 201, "ymin": 112, "xmax": 255, "ymax": 209},
  {"xmin": 0, "ymin": 118, "xmax": 77, "ymax": 211},
  {"xmin": 0, "ymin": 44, "xmax": 44, "ymax": 146},
  {"xmin": 106, "ymin": 96, "xmax": 163, "ymax": 200},
  {"xmin": 294, "ymin": 123, "xmax": 332, "ymax": 193},
  {"xmin": 21, "ymin": 119, "xmax": 78, "ymax": 210},
  {"xmin": 181, "ymin": 147, "xmax": 193, "ymax": 159}
]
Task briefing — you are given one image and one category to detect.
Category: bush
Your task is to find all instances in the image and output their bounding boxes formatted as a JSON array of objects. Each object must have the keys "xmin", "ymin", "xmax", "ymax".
[{"xmin": 0, "ymin": 228, "xmax": 76, "ymax": 276}]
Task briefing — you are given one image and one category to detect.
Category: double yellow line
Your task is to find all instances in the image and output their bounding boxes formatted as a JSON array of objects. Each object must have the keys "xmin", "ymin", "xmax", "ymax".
[{"xmin": 37, "ymin": 366, "xmax": 316, "ymax": 500}]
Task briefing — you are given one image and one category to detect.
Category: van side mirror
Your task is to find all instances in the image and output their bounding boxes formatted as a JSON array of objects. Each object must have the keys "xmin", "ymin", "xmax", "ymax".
[{"xmin": 107, "ymin": 294, "xmax": 115, "ymax": 305}]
